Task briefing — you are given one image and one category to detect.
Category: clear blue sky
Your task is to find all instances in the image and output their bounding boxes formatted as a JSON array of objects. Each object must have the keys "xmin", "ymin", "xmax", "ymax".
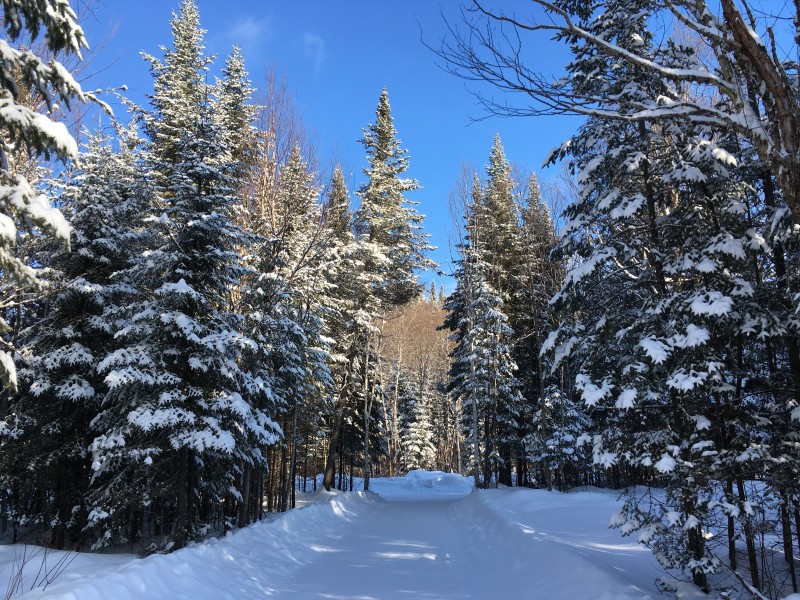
[{"xmin": 78, "ymin": 0, "xmax": 581, "ymax": 291}]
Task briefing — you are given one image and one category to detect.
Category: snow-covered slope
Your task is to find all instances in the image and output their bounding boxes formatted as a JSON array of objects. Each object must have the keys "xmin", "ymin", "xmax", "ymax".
[{"xmin": 16, "ymin": 491, "xmax": 381, "ymax": 600}]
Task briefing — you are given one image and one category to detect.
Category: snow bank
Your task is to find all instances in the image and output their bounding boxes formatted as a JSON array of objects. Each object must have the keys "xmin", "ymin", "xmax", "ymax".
[
  {"xmin": 18, "ymin": 491, "xmax": 382, "ymax": 600},
  {"xmin": 452, "ymin": 488, "xmax": 666, "ymax": 600},
  {"xmin": 367, "ymin": 470, "xmax": 474, "ymax": 500}
]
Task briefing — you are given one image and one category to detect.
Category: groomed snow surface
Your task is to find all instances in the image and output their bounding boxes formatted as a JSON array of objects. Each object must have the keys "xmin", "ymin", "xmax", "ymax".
[{"xmin": 4, "ymin": 471, "xmax": 697, "ymax": 599}]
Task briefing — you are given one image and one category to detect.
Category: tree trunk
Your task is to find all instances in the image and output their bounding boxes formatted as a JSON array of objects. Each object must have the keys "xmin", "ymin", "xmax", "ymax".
[
  {"xmin": 288, "ymin": 397, "xmax": 299, "ymax": 510},
  {"xmin": 725, "ymin": 479, "xmax": 737, "ymax": 571},
  {"xmin": 737, "ymin": 478, "xmax": 761, "ymax": 591},
  {"xmin": 323, "ymin": 402, "xmax": 346, "ymax": 492},
  {"xmin": 470, "ymin": 353, "xmax": 480, "ymax": 488},
  {"xmin": 238, "ymin": 463, "xmax": 251, "ymax": 528},
  {"xmin": 174, "ymin": 447, "xmax": 189, "ymax": 549},
  {"xmin": 782, "ymin": 493, "xmax": 798, "ymax": 592}
]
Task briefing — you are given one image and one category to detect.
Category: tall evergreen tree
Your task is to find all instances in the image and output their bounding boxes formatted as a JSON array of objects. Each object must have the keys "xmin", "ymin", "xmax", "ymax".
[
  {"xmin": 538, "ymin": 0, "xmax": 781, "ymax": 588},
  {"xmin": 353, "ymin": 88, "xmax": 433, "ymax": 489},
  {"xmin": 90, "ymin": 1, "xmax": 278, "ymax": 550},
  {"xmin": 355, "ymin": 88, "xmax": 434, "ymax": 308},
  {"xmin": 0, "ymin": 0, "xmax": 87, "ymax": 388},
  {"xmin": 6, "ymin": 130, "xmax": 144, "ymax": 548},
  {"xmin": 214, "ymin": 45, "xmax": 257, "ymax": 182}
]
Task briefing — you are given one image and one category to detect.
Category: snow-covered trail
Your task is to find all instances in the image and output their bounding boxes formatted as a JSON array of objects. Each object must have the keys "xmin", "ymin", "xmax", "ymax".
[
  {"xmin": 267, "ymin": 498, "xmax": 500, "ymax": 600},
  {"xmin": 11, "ymin": 473, "xmax": 669, "ymax": 600}
]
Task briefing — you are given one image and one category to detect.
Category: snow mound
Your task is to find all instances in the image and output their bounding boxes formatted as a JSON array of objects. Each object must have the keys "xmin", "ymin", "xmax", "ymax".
[
  {"xmin": 18, "ymin": 491, "xmax": 382, "ymax": 600},
  {"xmin": 367, "ymin": 470, "xmax": 474, "ymax": 501}
]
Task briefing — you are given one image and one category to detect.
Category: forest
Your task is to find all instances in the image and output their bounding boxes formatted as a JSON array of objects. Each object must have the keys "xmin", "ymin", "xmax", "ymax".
[{"xmin": 1, "ymin": 0, "xmax": 800, "ymax": 597}]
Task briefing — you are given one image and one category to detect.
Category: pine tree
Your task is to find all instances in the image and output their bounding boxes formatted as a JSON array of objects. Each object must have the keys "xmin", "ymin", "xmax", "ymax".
[
  {"xmin": 214, "ymin": 45, "xmax": 257, "ymax": 182},
  {"xmin": 538, "ymin": 0, "xmax": 781, "ymax": 588},
  {"xmin": 516, "ymin": 173, "xmax": 565, "ymax": 488},
  {"xmin": 0, "ymin": 0, "xmax": 88, "ymax": 388},
  {"xmin": 319, "ymin": 165, "xmax": 370, "ymax": 491},
  {"xmin": 353, "ymin": 88, "xmax": 433, "ymax": 489},
  {"xmin": 480, "ymin": 135, "xmax": 520, "ymax": 298},
  {"xmin": 355, "ymin": 88, "xmax": 434, "ymax": 309},
  {"xmin": 90, "ymin": 2, "xmax": 277, "ymax": 550},
  {"xmin": 254, "ymin": 143, "xmax": 332, "ymax": 511},
  {"xmin": 445, "ymin": 171, "xmax": 523, "ymax": 487},
  {"xmin": 5, "ymin": 130, "xmax": 144, "ymax": 548},
  {"xmin": 395, "ymin": 366, "xmax": 436, "ymax": 472}
]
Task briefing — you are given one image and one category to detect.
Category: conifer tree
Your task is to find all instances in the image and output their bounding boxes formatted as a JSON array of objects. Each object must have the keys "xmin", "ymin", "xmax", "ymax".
[
  {"xmin": 319, "ymin": 165, "xmax": 370, "ymax": 491},
  {"xmin": 537, "ymin": 0, "xmax": 774, "ymax": 587},
  {"xmin": 353, "ymin": 88, "xmax": 433, "ymax": 489},
  {"xmin": 6, "ymin": 130, "xmax": 144, "ymax": 548},
  {"xmin": 0, "ymin": 0, "xmax": 88, "ymax": 388},
  {"xmin": 355, "ymin": 88, "xmax": 434, "ymax": 308},
  {"xmin": 254, "ymin": 143, "xmax": 331, "ymax": 511},
  {"xmin": 90, "ymin": 1, "xmax": 278, "ymax": 550},
  {"xmin": 445, "ymin": 171, "xmax": 523, "ymax": 487},
  {"xmin": 215, "ymin": 45, "xmax": 257, "ymax": 182}
]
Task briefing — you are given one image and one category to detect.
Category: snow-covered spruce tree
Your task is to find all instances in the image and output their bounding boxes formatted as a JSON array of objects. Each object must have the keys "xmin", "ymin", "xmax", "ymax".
[
  {"xmin": 353, "ymin": 88, "xmax": 433, "ymax": 490},
  {"xmin": 524, "ymin": 385, "xmax": 589, "ymax": 492},
  {"xmin": 453, "ymin": 261, "xmax": 522, "ymax": 488},
  {"xmin": 214, "ymin": 45, "xmax": 257, "ymax": 184},
  {"xmin": 480, "ymin": 135, "xmax": 520, "ymax": 295},
  {"xmin": 536, "ymin": 0, "xmax": 784, "ymax": 589},
  {"xmin": 443, "ymin": 175, "xmax": 482, "ymax": 486},
  {"xmin": 355, "ymin": 88, "xmax": 434, "ymax": 308},
  {"xmin": 478, "ymin": 135, "xmax": 526, "ymax": 485},
  {"xmin": 3, "ymin": 130, "xmax": 144, "ymax": 548},
  {"xmin": 395, "ymin": 366, "xmax": 436, "ymax": 472},
  {"xmin": 0, "ymin": 0, "xmax": 89, "ymax": 388},
  {"xmin": 516, "ymin": 173, "xmax": 568, "ymax": 488},
  {"xmin": 445, "ymin": 175, "xmax": 523, "ymax": 487},
  {"xmin": 90, "ymin": 1, "xmax": 278, "ymax": 551},
  {"xmin": 252, "ymin": 143, "xmax": 332, "ymax": 511},
  {"xmin": 319, "ymin": 165, "xmax": 373, "ymax": 492},
  {"xmin": 443, "ymin": 1, "xmax": 800, "ymax": 590}
]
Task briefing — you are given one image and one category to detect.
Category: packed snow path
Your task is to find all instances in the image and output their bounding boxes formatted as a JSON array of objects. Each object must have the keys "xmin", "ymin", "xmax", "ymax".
[
  {"xmin": 268, "ymin": 491, "xmax": 657, "ymax": 600},
  {"xmin": 270, "ymin": 498, "xmax": 508, "ymax": 599}
]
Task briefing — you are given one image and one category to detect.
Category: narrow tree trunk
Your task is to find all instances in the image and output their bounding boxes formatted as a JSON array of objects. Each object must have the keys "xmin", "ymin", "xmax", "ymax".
[
  {"xmin": 238, "ymin": 464, "xmax": 251, "ymax": 528},
  {"xmin": 288, "ymin": 397, "xmax": 299, "ymax": 510},
  {"xmin": 323, "ymin": 404, "xmax": 346, "ymax": 492},
  {"xmin": 363, "ymin": 343, "xmax": 373, "ymax": 492},
  {"xmin": 363, "ymin": 389, "xmax": 371, "ymax": 491},
  {"xmin": 279, "ymin": 415, "xmax": 289, "ymax": 512},
  {"xmin": 539, "ymin": 353, "xmax": 552, "ymax": 491},
  {"xmin": 174, "ymin": 448, "xmax": 189, "ymax": 549},
  {"xmin": 725, "ymin": 479, "xmax": 737, "ymax": 571},
  {"xmin": 782, "ymin": 493, "xmax": 798, "ymax": 592},
  {"xmin": 794, "ymin": 505, "xmax": 800, "ymax": 559},
  {"xmin": 470, "ymin": 355, "xmax": 480, "ymax": 488},
  {"xmin": 349, "ymin": 451, "xmax": 354, "ymax": 492},
  {"xmin": 737, "ymin": 478, "xmax": 761, "ymax": 591}
]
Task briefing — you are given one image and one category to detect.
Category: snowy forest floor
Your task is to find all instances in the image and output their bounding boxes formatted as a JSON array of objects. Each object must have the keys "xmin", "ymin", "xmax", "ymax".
[{"xmin": 2, "ymin": 472, "xmax": 711, "ymax": 599}]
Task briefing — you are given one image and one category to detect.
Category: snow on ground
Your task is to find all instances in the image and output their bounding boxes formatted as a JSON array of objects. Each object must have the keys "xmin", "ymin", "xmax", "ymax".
[
  {"xmin": 459, "ymin": 487, "xmax": 664, "ymax": 599},
  {"xmin": 15, "ymin": 492, "xmax": 382, "ymax": 600},
  {"xmin": 3, "ymin": 472, "xmax": 705, "ymax": 599}
]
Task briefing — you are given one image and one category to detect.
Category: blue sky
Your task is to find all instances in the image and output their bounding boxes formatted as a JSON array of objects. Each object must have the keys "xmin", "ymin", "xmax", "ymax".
[{"xmin": 78, "ymin": 1, "xmax": 581, "ymax": 291}]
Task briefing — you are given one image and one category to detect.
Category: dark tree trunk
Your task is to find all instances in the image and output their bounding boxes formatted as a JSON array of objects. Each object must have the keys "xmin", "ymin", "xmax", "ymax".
[
  {"xmin": 737, "ymin": 478, "xmax": 761, "ymax": 591},
  {"xmin": 174, "ymin": 448, "xmax": 189, "ymax": 549}
]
